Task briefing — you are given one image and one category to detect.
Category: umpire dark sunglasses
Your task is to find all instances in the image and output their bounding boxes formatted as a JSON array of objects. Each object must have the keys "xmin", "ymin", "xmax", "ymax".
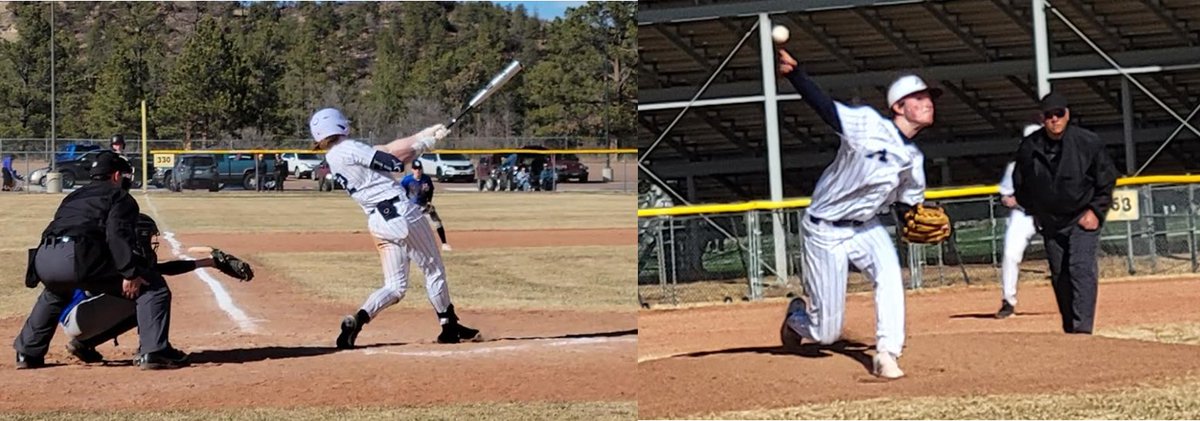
[{"xmin": 1043, "ymin": 109, "xmax": 1067, "ymax": 119}]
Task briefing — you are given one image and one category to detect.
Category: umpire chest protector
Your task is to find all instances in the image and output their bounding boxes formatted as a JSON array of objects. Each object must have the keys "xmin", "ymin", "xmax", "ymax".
[{"xmin": 29, "ymin": 183, "xmax": 140, "ymax": 288}]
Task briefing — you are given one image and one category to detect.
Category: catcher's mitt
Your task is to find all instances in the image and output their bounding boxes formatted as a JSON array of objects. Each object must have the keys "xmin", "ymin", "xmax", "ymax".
[
  {"xmin": 902, "ymin": 204, "xmax": 952, "ymax": 244},
  {"xmin": 211, "ymin": 248, "xmax": 254, "ymax": 281}
]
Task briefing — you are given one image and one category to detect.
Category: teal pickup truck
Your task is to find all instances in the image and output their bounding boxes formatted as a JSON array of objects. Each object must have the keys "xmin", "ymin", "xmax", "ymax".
[{"xmin": 153, "ymin": 153, "xmax": 278, "ymax": 190}]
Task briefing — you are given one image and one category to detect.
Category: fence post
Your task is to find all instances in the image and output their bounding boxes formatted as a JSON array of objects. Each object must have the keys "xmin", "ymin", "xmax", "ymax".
[
  {"xmin": 988, "ymin": 195, "xmax": 998, "ymax": 274},
  {"xmin": 1191, "ymin": 184, "xmax": 1197, "ymax": 273},
  {"xmin": 747, "ymin": 211, "xmax": 764, "ymax": 301},
  {"xmin": 908, "ymin": 243, "xmax": 923, "ymax": 289},
  {"xmin": 655, "ymin": 220, "xmax": 669, "ymax": 306},
  {"xmin": 668, "ymin": 217, "xmax": 679, "ymax": 305},
  {"xmin": 1145, "ymin": 186, "xmax": 1157, "ymax": 273},
  {"xmin": 1125, "ymin": 218, "xmax": 1136, "ymax": 275}
]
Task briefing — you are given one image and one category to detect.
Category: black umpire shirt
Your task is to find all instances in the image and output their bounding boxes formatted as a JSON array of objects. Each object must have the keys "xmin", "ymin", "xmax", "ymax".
[
  {"xmin": 1012, "ymin": 124, "xmax": 1118, "ymax": 231},
  {"xmin": 42, "ymin": 181, "xmax": 148, "ymax": 280}
]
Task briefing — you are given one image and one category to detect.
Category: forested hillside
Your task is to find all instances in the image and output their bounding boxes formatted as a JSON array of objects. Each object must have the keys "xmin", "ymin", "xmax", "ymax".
[{"xmin": 0, "ymin": 1, "xmax": 635, "ymax": 147}]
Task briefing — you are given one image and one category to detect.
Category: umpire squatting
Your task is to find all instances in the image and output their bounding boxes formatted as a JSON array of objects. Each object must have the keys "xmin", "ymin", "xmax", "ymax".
[
  {"xmin": 14, "ymin": 151, "xmax": 187, "ymax": 370},
  {"xmin": 1013, "ymin": 92, "xmax": 1118, "ymax": 334}
]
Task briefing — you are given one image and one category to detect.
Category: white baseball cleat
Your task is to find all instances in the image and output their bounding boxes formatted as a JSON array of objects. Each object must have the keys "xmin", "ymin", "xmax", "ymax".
[
  {"xmin": 872, "ymin": 352, "xmax": 905, "ymax": 379},
  {"xmin": 441, "ymin": 244, "xmax": 453, "ymax": 251}
]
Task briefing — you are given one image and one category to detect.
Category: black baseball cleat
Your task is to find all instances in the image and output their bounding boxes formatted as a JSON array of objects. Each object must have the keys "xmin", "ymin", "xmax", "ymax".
[
  {"xmin": 138, "ymin": 347, "xmax": 189, "ymax": 370},
  {"xmin": 996, "ymin": 300, "xmax": 1015, "ymax": 319},
  {"xmin": 67, "ymin": 340, "xmax": 104, "ymax": 364},
  {"xmin": 437, "ymin": 322, "xmax": 481, "ymax": 344},
  {"xmin": 15, "ymin": 353, "xmax": 44, "ymax": 370},
  {"xmin": 780, "ymin": 297, "xmax": 806, "ymax": 351},
  {"xmin": 336, "ymin": 310, "xmax": 369, "ymax": 349}
]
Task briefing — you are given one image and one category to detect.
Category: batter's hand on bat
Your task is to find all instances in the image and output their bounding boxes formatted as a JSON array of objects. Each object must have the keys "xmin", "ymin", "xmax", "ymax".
[{"xmin": 778, "ymin": 49, "xmax": 798, "ymax": 76}]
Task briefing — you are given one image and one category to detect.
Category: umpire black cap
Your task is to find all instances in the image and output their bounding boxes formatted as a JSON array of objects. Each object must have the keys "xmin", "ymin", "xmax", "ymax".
[{"xmin": 89, "ymin": 150, "xmax": 133, "ymax": 177}]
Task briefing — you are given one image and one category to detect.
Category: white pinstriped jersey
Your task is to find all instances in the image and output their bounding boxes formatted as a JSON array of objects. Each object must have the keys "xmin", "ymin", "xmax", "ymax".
[
  {"xmin": 325, "ymin": 139, "xmax": 413, "ymax": 215},
  {"xmin": 806, "ymin": 103, "xmax": 926, "ymax": 222}
]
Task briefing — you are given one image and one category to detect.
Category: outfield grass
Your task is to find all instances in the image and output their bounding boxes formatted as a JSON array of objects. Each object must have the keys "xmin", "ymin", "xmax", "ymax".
[
  {"xmin": 141, "ymin": 192, "xmax": 633, "ymax": 233},
  {"xmin": 704, "ymin": 377, "xmax": 1200, "ymax": 420},
  {"xmin": 0, "ymin": 401, "xmax": 636, "ymax": 421},
  {"xmin": 254, "ymin": 245, "xmax": 636, "ymax": 311}
]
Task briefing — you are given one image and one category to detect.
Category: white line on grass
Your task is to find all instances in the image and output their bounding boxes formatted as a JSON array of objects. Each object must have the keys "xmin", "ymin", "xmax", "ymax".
[
  {"xmin": 362, "ymin": 336, "xmax": 636, "ymax": 358},
  {"xmin": 144, "ymin": 195, "xmax": 261, "ymax": 334}
]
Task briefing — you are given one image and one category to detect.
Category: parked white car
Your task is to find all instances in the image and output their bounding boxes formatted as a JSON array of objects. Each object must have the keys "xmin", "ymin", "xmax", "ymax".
[
  {"xmin": 417, "ymin": 153, "xmax": 475, "ymax": 182},
  {"xmin": 281, "ymin": 152, "xmax": 324, "ymax": 179}
]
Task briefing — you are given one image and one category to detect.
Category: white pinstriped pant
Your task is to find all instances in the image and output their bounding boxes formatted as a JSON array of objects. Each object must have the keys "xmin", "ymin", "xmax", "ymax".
[
  {"xmin": 787, "ymin": 217, "xmax": 906, "ymax": 357},
  {"xmin": 1001, "ymin": 208, "xmax": 1038, "ymax": 306},
  {"xmin": 360, "ymin": 202, "xmax": 452, "ymax": 319}
]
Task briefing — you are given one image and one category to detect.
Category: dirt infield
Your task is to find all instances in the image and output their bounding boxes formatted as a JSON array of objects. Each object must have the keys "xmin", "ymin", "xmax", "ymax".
[
  {"xmin": 0, "ymin": 227, "xmax": 635, "ymax": 413},
  {"xmin": 180, "ymin": 228, "xmax": 635, "ymax": 253},
  {"xmin": 638, "ymin": 277, "xmax": 1200, "ymax": 419}
]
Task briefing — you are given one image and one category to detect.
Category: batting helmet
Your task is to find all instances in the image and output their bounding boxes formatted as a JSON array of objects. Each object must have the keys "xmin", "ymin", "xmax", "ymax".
[
  {"xmin": 310, "ymin": 108, "xmax": 350, "ymax": 143},
  {"xmin": 111, "ymin": 134, "xmax": 125, "ymax": 147}
]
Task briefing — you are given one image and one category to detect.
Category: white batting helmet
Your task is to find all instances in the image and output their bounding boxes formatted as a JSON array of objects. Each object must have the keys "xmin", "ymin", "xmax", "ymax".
[
  {"xmin": 887, "ymin": 75, "xmax": 942, "ymax": 108},
  {"xmin": 310, "ymin": 108, "xmax": 350, "ymax": 142}
]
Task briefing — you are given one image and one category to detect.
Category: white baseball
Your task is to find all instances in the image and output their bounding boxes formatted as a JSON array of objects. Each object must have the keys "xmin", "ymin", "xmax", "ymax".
[{"xmin": 771, "ymin": 25, "xmax": 789, "ymax": 44}]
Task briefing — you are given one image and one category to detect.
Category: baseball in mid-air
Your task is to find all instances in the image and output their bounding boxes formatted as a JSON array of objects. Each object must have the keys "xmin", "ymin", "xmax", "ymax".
[{"xmin": 771, "ymin": 25, "xmax": 790, "ymax": 44}]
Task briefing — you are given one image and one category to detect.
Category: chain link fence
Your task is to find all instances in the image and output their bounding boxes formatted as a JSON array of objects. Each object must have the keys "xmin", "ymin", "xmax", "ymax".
[{"xmin": 638, "ymin": 183, "xmax": 1200, "ymax": 308}]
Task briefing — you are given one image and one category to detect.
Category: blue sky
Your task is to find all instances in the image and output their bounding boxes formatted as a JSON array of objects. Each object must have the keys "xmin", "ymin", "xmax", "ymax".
[{"xmin": 488, "ymin": 1, "xmax": 591, "ymax": 20}]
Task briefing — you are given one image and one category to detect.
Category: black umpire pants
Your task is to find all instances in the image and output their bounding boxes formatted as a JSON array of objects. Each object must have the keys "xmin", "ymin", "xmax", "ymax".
[
  {"xmin": 14, "ymin": 271, "xmax": 172, "ymax": 357},
  {"xmin": 1041, "ymin": 223, "xmax": 1101, "ymax": 334}
]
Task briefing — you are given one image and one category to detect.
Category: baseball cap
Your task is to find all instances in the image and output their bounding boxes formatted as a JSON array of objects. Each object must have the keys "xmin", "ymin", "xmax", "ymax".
[
  {"xmin": 411, "ymin": 160, "xmax": 423, "ymax": 169},
  {"xmin": 887, "ymin": 75, "xmax": 942, "ymax": 107},
  {"xmin": 1040, "ymin": 92, "xmax": 1069, "ymax": 112},
  {"xmin": 89, "ymin": 150, "xmax": 133, "ymax": 177},
  {"xmin": 309, "ymin": 108, "xmax": 350, "ymax": 142}
]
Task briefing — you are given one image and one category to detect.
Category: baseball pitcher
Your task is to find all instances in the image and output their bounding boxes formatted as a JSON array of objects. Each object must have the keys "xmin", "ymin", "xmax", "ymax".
[
  {"xmin": 775, "ymin": 49, "xmax": 948, "ymax": 379},
  {"xmin": 309, "ymin": 108, "xmax": 479, "ymax": 349},
  {"xmin": 996, "ymin": 124, "xmax": 1043, "ymax": 318}
]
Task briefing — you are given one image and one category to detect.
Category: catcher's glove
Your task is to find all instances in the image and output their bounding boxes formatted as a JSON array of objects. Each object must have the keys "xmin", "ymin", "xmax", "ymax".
[
  {"xmin": 211, "ymin": 248, "xmax": 254, "ymax": 281},
  {"xmin": 902, "ymin": 204, "xmax": 952, "ymax": 244}
]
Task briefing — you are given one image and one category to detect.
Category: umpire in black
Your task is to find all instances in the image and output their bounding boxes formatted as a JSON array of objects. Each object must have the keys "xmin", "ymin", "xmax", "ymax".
[
  {"xmin": 14, "ymin": 151, "xmax": 186, "ymax": 370},
  {"xmin": 1013, "ymin": 92, "xmax": 1118, "ymax": 334}
]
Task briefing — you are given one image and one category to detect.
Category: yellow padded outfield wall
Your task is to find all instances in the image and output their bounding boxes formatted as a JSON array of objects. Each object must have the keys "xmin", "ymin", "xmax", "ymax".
[{"xmin": 636, "ymin": 175, "xmax": 1200, "ymax": 217}]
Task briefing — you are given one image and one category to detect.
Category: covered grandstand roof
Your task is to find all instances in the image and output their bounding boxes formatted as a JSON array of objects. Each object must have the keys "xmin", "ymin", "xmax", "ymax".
[{"xmin": 638, "ymin": 0, "xmax": 1200, "ymax": 203}]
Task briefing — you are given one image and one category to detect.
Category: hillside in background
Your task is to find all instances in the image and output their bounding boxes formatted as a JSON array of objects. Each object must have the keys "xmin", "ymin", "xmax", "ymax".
[{"xmin": 0, "ymin": 1, "xmax": 635, "ymax": 148}]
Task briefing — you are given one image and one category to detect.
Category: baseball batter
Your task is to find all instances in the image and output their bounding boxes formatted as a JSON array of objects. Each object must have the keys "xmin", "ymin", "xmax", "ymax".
[
  {"xmin": 996, "ymin": 124, "xmax": 1043, "ymax": 319},
  {"xmin": 775, "ymin": 49, "xmax": 940, "ymax": 379},
  {"xmin": 309, "ymin": 108, "xmax": 479, "ymax": 348}
]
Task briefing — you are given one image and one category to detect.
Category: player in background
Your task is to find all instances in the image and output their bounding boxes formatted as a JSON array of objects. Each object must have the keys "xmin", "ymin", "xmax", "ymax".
[
  {"xmin": 995, "ymin": 124, "xmax": 1043, "ymax": 319},
  {"xmin": 401, "ymin": 160, "xmax": 452, "ymax": 251}
]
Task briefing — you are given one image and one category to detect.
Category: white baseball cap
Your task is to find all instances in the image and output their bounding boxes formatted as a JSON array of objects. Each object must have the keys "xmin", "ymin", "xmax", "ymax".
[
  {"xmin": 887, "ymin": 75, "xmax": 942, "ymax": 108},
  {"xmin": 1023, "ymin": 124, "xmax": 1042, "ymax": 137},
  {"xmin": 310, "ymin": 108, "xmax": 350, "ymax": 142}
]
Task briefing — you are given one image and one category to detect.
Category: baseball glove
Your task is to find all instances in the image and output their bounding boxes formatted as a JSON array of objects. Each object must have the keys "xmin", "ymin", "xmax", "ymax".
[
  {"xmin": 902, "ymin": 204, "xmax": 952, "ymax": 244},
  {"xmin": 211, "ymin": 248, "xmax": 254, "ymax": 282}
]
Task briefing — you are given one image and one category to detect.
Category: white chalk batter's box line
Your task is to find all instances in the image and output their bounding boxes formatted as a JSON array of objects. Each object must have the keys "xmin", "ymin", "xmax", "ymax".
[{"xmin": 362, "ymin": 336, "xmax": 636, "ymax": 358}]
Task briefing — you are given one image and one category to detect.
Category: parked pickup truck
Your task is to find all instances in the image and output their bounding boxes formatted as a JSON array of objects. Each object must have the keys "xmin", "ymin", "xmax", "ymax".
[{"xmin": 153, "ymin": 153, "xmax": 277, "ymax": 190}]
